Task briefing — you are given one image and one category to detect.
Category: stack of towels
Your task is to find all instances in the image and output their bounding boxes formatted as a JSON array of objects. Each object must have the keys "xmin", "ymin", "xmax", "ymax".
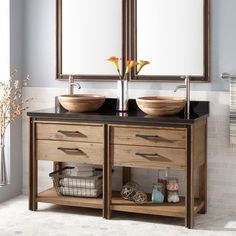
[{"xmin": 59, "ymin": 166, "xmax": 102, "ymax": 197}]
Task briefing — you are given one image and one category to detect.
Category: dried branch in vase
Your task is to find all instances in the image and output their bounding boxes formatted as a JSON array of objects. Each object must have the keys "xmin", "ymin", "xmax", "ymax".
[{"xmin": 0, "ymin": 70, "xmax": 32, "ymax": 143}]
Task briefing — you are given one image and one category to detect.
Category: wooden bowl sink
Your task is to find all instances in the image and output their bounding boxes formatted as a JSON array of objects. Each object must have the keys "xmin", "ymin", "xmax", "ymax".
[
  {"xmin": 136, "ymin": 96, "xmax": 186, "ymax": 116},
  {"xmin": 58, "ymin": 94, "xmax": 106, "ymax": 112}
]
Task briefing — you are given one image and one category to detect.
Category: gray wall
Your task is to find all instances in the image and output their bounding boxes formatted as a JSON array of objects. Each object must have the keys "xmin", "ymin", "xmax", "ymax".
[
  {"xmin": 0, "ymin": 0, "xmax": 24, "ymax": 202},
  {"xmin": 23, "ymin": 0, "xmax": 236, "ymax": 91}
]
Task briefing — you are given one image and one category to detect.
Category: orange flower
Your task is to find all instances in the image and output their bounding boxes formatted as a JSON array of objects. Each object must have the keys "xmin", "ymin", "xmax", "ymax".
[
  {"xmin": 107, "ymin": 56, "xmax": 121, "ymax": 78},
  {"xmin": 125, "ymin": 60, "xmax": 138, "ymax": 74},
  {"xmin": 107, "ymin": 56, "xmax": 149, "ymax": 80},
  {"xmin": 137, "ymin": 60, "xmax": 150, "ymax": 75},
  {"xmin": 107, "ymin": 56, "xmax": 119, "ymax": 66}
]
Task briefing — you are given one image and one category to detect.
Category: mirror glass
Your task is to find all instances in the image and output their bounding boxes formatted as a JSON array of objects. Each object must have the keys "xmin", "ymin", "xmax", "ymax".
[
  {"xmin": 137, "ymin": 0, "xmax": 204, "ymax": 76},
  {"xmin": 61, "ymin": 0, "xmax": 122, "ymax": 75}
]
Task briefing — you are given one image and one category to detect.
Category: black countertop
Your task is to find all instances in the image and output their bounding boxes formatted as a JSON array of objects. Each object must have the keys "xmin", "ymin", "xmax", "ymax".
[{"xmin": 27, "ymin": 98, "xmax": 209, "ymax": 125}]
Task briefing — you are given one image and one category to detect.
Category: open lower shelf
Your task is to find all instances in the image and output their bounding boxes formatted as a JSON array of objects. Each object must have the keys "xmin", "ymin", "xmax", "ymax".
[
  {"xmin": 37, "ymin": 188, "xmax": 103, "ymax": 209},
  {"xmin": 36, "ymin": 189, "xmax": 204, "ymax": 219},
  {"xmin": 111, "ymin": 191, "xmax": 204, "ymax": 218}
]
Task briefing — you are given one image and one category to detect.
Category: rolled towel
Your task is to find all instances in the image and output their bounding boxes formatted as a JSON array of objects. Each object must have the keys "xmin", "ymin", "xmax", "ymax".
[
  {"xmin": 60, "ymin": 186, "xmax": 102, "ymax": 197},
  {"xmin": 60, "ymin": 178, "xmax": 102, "ymax": 189}
]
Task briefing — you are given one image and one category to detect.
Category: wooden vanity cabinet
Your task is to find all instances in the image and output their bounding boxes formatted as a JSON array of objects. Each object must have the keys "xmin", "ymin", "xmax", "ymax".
[{"xmin": 28, "ymin": 113, "xmax": 207, "ymax": 229}]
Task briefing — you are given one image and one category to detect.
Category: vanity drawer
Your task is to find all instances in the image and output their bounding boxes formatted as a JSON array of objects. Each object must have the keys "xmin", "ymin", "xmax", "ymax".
[
  {"xmin": 36, "ymin": 140, "xmax": 103, "ymax": 164},
  {"xmin": 111, "ymin": 126, "xmax": 186, "ymax": 148},
  {"xmin": 111, "ymin": 145, "xmax": 186, "ymax": 169},
  {"xmin": 36, "ymin": 123, "xmax": 103, "ymax": 143}
]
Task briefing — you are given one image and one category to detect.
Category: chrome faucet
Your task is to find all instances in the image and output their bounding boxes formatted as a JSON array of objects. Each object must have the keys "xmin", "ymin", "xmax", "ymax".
[
  {"xmin": 68, "ymin": 75, "xmax": 81, "ymax": 94},
  {"xmin": 174, "ymin": 76, "xmax": 190, "ymax": 118}
]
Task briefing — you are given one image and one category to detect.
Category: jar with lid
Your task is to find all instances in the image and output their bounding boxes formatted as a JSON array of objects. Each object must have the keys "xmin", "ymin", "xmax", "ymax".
[
  {"xmin": 167, "ymin": 178, "xmax": 180, "ymax": 203},
  {"xmin": 152, "ymin": 183, "xmax": 165, "ymax": 204}
]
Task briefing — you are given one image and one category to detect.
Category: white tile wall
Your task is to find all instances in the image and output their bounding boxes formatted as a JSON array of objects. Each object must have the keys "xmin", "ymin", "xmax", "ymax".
[{"xmin": 22, "ymin": 87, "xmax": 236, "ymax": 211}]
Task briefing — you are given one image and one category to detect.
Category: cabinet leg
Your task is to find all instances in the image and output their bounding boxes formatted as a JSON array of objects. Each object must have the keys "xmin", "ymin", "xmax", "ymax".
[
  {"xmin": 199, "ymin": 121, "xmax": 207, "ymax": 214},
  {"xmin": 102, "ymin": 159, "xmax": 107, "ymax": 218},
  {"xmin": 199, "ymin": 163, "xmax": 207, "ymax": 214},
  {"xmin": 107, "ymin": 155, "xmax": 112, "ymax": 217},
  {"xmin": 185, "ymin": 126, "xmax": 195, "ymax": 229},
  {"xmin": 29, "ymin": 118, "xmax": 38, "ymax": 211},
  {"xmin": 29, "ymin": 159, "xmax": 38, "ymax": 211},
  {"xmin": 103, "ymin": 151, "xmax": 107, "ymax": 218},
  {"xmin": 29, "ymin": 198, "xmax": 38, "ymax": 211},
  {"xmin": 105, "ymin": 125, "xmax": 112, "ymax": 219},
  {"xmin": 106, "ymin": 158, "xmax": 112, "ymax": 219},
  {"xmin": 185, "ymin": 176, "xmax": 195, "ymax": 228}
]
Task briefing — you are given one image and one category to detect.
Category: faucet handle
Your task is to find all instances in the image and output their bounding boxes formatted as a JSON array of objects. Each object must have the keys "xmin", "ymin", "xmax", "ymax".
[{"xmin": 74, "ymin": 82, "xmax": 81, "ymax": 90}]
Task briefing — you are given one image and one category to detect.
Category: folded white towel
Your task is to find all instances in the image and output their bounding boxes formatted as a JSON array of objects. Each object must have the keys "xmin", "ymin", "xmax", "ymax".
[
  {"xmin": 70, "ymin": 170, "xmax": 94, "ymax": 177},
  {"xmin": 60, "ymin": 178, "xmax": 102, "ymax": 188},
  {"xmin": 69, "ymin": 166, "xmax": 94, "ymax": 177},
  {"xmin": 75, "ymin": 166, "xmax": 94, "ymax": 172},
  {"xmin": 60, "ymin": 186, "xmax": 102, "ymax": 197}
]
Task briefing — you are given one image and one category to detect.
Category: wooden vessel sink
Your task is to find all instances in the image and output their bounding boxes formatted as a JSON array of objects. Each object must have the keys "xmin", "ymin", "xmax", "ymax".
[
  {"xmin": 136, "ymin": 96, "xmax": 186, "ymax": 116},
  {"xmin": 58, "ymin": 94, "xmax": 106, "ymax": 112}
]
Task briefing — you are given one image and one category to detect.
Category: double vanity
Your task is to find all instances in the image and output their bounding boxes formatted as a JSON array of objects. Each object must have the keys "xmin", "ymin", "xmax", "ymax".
[
  {"xmin": 28, "ymin": 97, "xmax": 209, "ymax": 229},
  {"xmin": 27, "ymin": 0, "xmax": 210, "ymax": 230}
]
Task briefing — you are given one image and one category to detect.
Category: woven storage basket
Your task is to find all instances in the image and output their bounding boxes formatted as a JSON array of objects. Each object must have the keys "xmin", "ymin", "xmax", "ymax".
[{"xmin": 49, "ymin": 166, "xmax": 102, "ymax": 198}]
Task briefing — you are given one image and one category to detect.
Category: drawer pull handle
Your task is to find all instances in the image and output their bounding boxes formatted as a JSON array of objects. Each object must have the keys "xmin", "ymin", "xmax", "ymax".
[
  {"xmin": 57, "ymin": 130, "xmax": 86, "ymax": 137},
  {"xmin": 136, "ymin": 134, "xmax": 173, "ymax": 143},
  {"xmin": 135, "ymin": 152, "xmax": 171, "ymax": 163},
  {"xmin": 135, "ymin": 152, "xmax": 160, "ymax": 157},
  {"xmin": 136, "ymin": 134, "xmax": 159, "ymax": 139},
  {"xmin": 57, "ymin": 147, "xmax": 86, "ymax": 156}
]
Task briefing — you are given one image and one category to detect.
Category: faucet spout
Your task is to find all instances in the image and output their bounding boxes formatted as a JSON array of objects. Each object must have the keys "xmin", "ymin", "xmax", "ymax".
[
  {"xmin": 174, "ymin": 85, "xmax": 186, "ymax": 92},
  {"xmin": 68, "ymin": 75, "xmax": 81, "ymax": 95},
  {"xmin": 173, "ymin": 76, "xmax": 191, "ymax": 118}
]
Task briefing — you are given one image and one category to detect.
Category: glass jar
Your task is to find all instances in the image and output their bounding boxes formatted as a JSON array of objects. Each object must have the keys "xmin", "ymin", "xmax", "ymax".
[
  {"xmin": 166, "ymin": 178, "xmax": 180, "ymax": 191},
  {"xmin": 152, "ymin": 183, "xmax": 165, "ymax": 204},
  {"xmin": 167, "ymin": 178, "xmax": 180, "ymax": 203},
  {"xmin": 158, "ymin": 169, "xmax": 169, "ymax": 201}
]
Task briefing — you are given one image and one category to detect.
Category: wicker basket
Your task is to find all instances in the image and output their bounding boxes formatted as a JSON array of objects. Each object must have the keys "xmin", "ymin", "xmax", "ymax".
[{"xmin": 49, "ymin": 166, "xmax": 102, "ymax": 198}]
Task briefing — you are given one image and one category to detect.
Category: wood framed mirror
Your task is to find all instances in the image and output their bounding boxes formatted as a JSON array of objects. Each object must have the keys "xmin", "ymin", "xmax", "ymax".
[
  {"xmin": 56, "ymin": 0, "xmax": 128, "ymax": 81},
  {"xmin": 56, "ymin": 0, "xmax": 210, "ymax": 82},
  {"xmin": 130, "ymin": 0, "xmax": 211, "ymax": 82}
]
